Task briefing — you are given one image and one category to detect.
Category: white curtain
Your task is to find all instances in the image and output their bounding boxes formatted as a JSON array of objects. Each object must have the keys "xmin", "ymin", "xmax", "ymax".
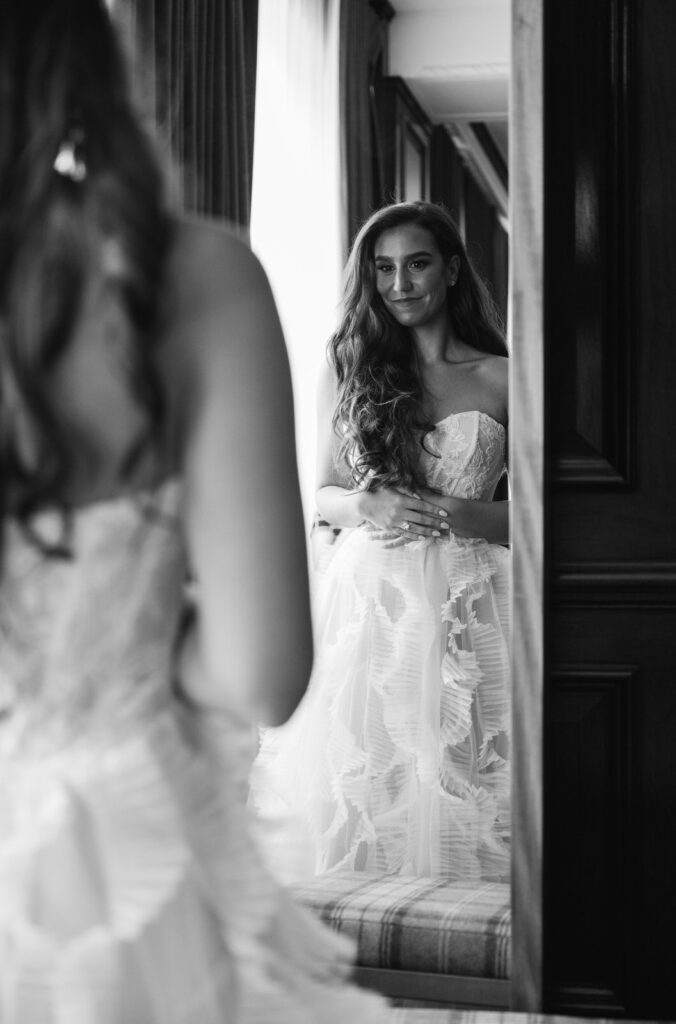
[{"xmin": 250, "ymin": 0, "xmax": 344, "ymax": 528}]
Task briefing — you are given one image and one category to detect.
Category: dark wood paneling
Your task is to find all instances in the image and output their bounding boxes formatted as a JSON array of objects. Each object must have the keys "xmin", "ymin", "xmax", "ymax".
[
  {"xmin": 464, "ymin": 173, "xmax": 506, "ymax": 316},
  {"xmin": 547, "ymin": 0, "xmax": 634, "ymax": 489},
  {"xmin": 553, "ymin": 562, "xmax": 676, "ymax": 607},
  {"xmin": 544, "ymin": 0, "xmax": 676, "ymax": 1018},
  {"xmin": 428, "ymin": 126, "xmax": 508, "ymax": 323},
  {"xmin": 547, "ymin": 666, "xmax": 637, "ymax": 1014},
  {"xmin": 550, "ymin": 0, "xmax": 676, "ymax": 567},
  {"xmin": 372, "ymin": 77, "xmax": 432, "ymax": 206},
  {"xmin": 549, "ymin": 608, "xmax": 676, "ymax": 1017},
  {"xmin": 430, "ymin": 125, "xmax": 464, "ymax": 224},
  {"xmin": 470, "ymin": 122, "xmax": 508, "ymax": 191}
]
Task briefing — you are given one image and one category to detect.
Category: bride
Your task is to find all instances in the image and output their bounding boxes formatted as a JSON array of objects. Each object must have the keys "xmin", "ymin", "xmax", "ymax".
[
  {"xmin": 0, "ymin": 1, "xmax": 392, "ymax": 1020},
  {"xmin": 252, "ymin": 201, "xmax": 512, "ymax": 881}
]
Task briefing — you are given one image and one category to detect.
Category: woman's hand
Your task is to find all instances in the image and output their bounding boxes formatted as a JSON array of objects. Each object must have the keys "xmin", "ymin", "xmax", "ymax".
[
  {"xmin": 419, "ymin": 492, "xmax": 471, "ymax": 536},
  {"xmin": 419, "ymin": 489, "xmax": 511, "ymax": 545},
  {"xmin": 360, "ymin": 487, "xmax": 451, "ymax": 540}
]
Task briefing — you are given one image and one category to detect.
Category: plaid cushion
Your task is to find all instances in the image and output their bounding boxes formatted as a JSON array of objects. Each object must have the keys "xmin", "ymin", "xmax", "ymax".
[{"xmin": 293, "ymin": 873, "xmax": 510, "ymax": 979}]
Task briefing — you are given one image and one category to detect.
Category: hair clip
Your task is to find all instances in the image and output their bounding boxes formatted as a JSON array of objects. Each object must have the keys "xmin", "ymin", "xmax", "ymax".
[{"xmin": 53, "ymin": 127, "xmax": 87, "ymax": 183}]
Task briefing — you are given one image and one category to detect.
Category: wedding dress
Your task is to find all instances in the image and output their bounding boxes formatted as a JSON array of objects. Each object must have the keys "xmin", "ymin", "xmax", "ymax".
[
  {"xmin": 0, "ymin": 479, "xmax": 392, "ymax": 1023},
  {"xmin": 252, "ymin": 411, "xmax": 511, "ymax": 881}
]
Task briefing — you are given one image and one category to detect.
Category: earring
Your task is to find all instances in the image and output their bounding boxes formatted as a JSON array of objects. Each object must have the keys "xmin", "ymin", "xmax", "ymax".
[{"xmin": 54, "ymin": 126, "xmax": 87, "ymax": 183}]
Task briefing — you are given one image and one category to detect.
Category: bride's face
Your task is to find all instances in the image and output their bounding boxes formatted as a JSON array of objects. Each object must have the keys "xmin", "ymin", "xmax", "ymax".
[{"xmin": 373, "ymin": 224, "xmax": 457, "ymax": 329}]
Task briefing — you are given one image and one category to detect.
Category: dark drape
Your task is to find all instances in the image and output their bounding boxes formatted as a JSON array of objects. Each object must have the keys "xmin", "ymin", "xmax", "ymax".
[
  {"xmin": 339, "ymin": 0, "xmax": 392, "ymax": 249},
  {"xmin": 119, "ymin": 0, "xmax": 258, "ymax": 227}
]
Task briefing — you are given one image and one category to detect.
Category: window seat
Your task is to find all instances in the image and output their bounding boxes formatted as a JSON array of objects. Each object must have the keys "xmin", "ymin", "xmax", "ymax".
[{"xmin": 293, "ymin": 872, "xmax": 511, "ymax": 1007}]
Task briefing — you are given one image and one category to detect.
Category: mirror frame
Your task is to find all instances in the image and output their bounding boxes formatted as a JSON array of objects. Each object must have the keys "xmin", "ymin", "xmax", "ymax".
[{"xmin": 509, "ymin": 0, "xmax": 545, "ymax": 1011}]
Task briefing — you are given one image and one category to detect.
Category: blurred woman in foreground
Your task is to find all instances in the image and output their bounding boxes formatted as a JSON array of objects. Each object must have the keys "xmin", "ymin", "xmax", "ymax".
[{"xmin": 0, "ymin": 2, "xmax": 391, "ymax": 1020}]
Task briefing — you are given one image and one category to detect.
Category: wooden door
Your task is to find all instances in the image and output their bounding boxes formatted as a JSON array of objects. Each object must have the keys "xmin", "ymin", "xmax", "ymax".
[{"xmin": 542, "ymin": 0, "xmax": 676, "ymax": 1016}]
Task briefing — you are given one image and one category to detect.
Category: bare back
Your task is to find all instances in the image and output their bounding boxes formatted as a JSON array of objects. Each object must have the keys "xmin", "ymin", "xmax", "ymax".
[{"xmin": 32, "ymin": 216, "xmax": 312, "ymax": 727}]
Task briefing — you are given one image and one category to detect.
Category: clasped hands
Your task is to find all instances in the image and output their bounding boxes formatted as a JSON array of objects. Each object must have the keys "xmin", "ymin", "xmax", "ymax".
[{"xmin": 360, "ymin": 487, "xmax": 466, "ymax": 549}]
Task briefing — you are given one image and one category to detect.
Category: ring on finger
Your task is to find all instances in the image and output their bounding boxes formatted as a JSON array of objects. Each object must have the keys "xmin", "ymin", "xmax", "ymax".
[{"xmin": 400, "ymin": 520, "xmax": 410, "ymax": 530}]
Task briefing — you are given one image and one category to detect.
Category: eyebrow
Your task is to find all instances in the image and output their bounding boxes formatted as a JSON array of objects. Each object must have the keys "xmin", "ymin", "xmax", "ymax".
[{"xmin": 374, "ymin": 249, "xmax": 434, "ymax": 261}]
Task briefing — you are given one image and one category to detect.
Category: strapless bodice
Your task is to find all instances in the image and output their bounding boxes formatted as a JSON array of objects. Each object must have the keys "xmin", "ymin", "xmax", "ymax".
[
  {"xmin": 0, "ymin": 474, "xmax": 392, "ymax": 1024},
  {"xmin": 0, "ymin": 479, "xmax": 186, "ymax": 760},
  {"xmin": 419, "ymin": 409, "xmax": 506, "ymax": 500}
]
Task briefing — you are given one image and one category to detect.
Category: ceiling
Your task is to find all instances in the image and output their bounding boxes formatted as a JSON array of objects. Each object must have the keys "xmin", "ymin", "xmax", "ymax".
[{"xmin": 388, "ymin": 0, "xmax": 510, "ymax": 167}]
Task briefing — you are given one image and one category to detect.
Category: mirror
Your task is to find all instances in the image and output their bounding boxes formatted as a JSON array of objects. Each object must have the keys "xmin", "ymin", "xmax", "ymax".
[{"xmin": 248, "ymin": 0, "xmax": 515, "ymax": 1009}]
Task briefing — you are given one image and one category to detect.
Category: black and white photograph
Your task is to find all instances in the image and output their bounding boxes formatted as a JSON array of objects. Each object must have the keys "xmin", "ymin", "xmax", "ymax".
[{"xmin": 0, "ymin": 1, "xmax": 673, "ymax": 1022}]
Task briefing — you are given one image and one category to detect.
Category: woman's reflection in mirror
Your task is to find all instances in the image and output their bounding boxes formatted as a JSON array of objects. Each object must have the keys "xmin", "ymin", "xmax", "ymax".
[{"xmin": 252, "ymin": 201, "xmax": 511, "ymax": 882}]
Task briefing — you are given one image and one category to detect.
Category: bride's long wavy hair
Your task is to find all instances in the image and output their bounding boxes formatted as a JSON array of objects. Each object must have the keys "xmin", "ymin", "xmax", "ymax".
[
  {"xmin": 0, "ymin": 0, "xmax": 172, "ymax": 555},
  {"xmin": 329, "ymin": 201, "xmax": 508, "ymax": 492}
]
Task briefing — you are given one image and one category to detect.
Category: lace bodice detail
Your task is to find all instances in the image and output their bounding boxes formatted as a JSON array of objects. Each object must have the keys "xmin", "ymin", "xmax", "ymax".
[
  {"xmin": 0, "ymin": 480, "xmax": 186, "ymax": 761},
  {"xmin": 0, "ymin": 473, "xmax": 393, "ymax": 1023},
  {"xmin": 420, "ymin": 410, "xmax": 506, "ymax": 500}
]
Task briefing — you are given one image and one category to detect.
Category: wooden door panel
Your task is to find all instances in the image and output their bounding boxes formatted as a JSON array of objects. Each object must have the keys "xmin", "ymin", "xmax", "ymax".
[
  {"xmin": 548, "ymin": 604, "xmax": 676, "ymax": 1014},
  {"xmin": 548, "ymin": 664, "xmax": 636, "ymax": 1013},
  {"xmin": 544, "ymin": 0, "xmax": 676, "ymax": 1017},
  {"xmin": 547, "ymin": 0, "xmax": 634, "ymax": 491},
  {"xmin": 546, "ymin": 606, "xmax": 676, "ymax": 1017}
]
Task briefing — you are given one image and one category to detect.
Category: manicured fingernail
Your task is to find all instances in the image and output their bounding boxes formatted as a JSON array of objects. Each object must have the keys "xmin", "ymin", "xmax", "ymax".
[
  {"xmin": 441, "ymin": 522, "xmax": 450, "ymax": 530},
  {"xmin": 432, "ymin": 530, "xmax": 440, "ymax": 537},
  {"xmin": 439, "ymin": 510, "xmax": 448, "ymax": 517}
]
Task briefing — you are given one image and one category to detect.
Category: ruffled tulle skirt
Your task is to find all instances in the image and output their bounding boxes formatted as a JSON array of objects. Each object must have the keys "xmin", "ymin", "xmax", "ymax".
[
  {"xmin": 252, "ymin": 528, "xmax": 511, "ymax": 882},
  {"xmin": 0, "ymin": 703, "xmax": 392, "ymax": 1023}
]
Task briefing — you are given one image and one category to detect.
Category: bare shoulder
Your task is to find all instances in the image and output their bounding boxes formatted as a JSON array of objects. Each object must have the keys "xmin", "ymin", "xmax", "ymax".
[
  {"xmin": 167, "ymin": 216, "xmax": 269, "ymax": 317},
  {"xmin": 476, "ymin": 353, "xmax": 509, "ymax": 424},
  {"xmin": 478, "ymin": 353, "xmax": 508, "ymax": 395},
  {"xmin": 478, "ymin": 352, "xmax": 508, "ymax": 382},
  {"xmin": 162, "ymin": 216, "xmax": 282, "ymax": 375}
]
